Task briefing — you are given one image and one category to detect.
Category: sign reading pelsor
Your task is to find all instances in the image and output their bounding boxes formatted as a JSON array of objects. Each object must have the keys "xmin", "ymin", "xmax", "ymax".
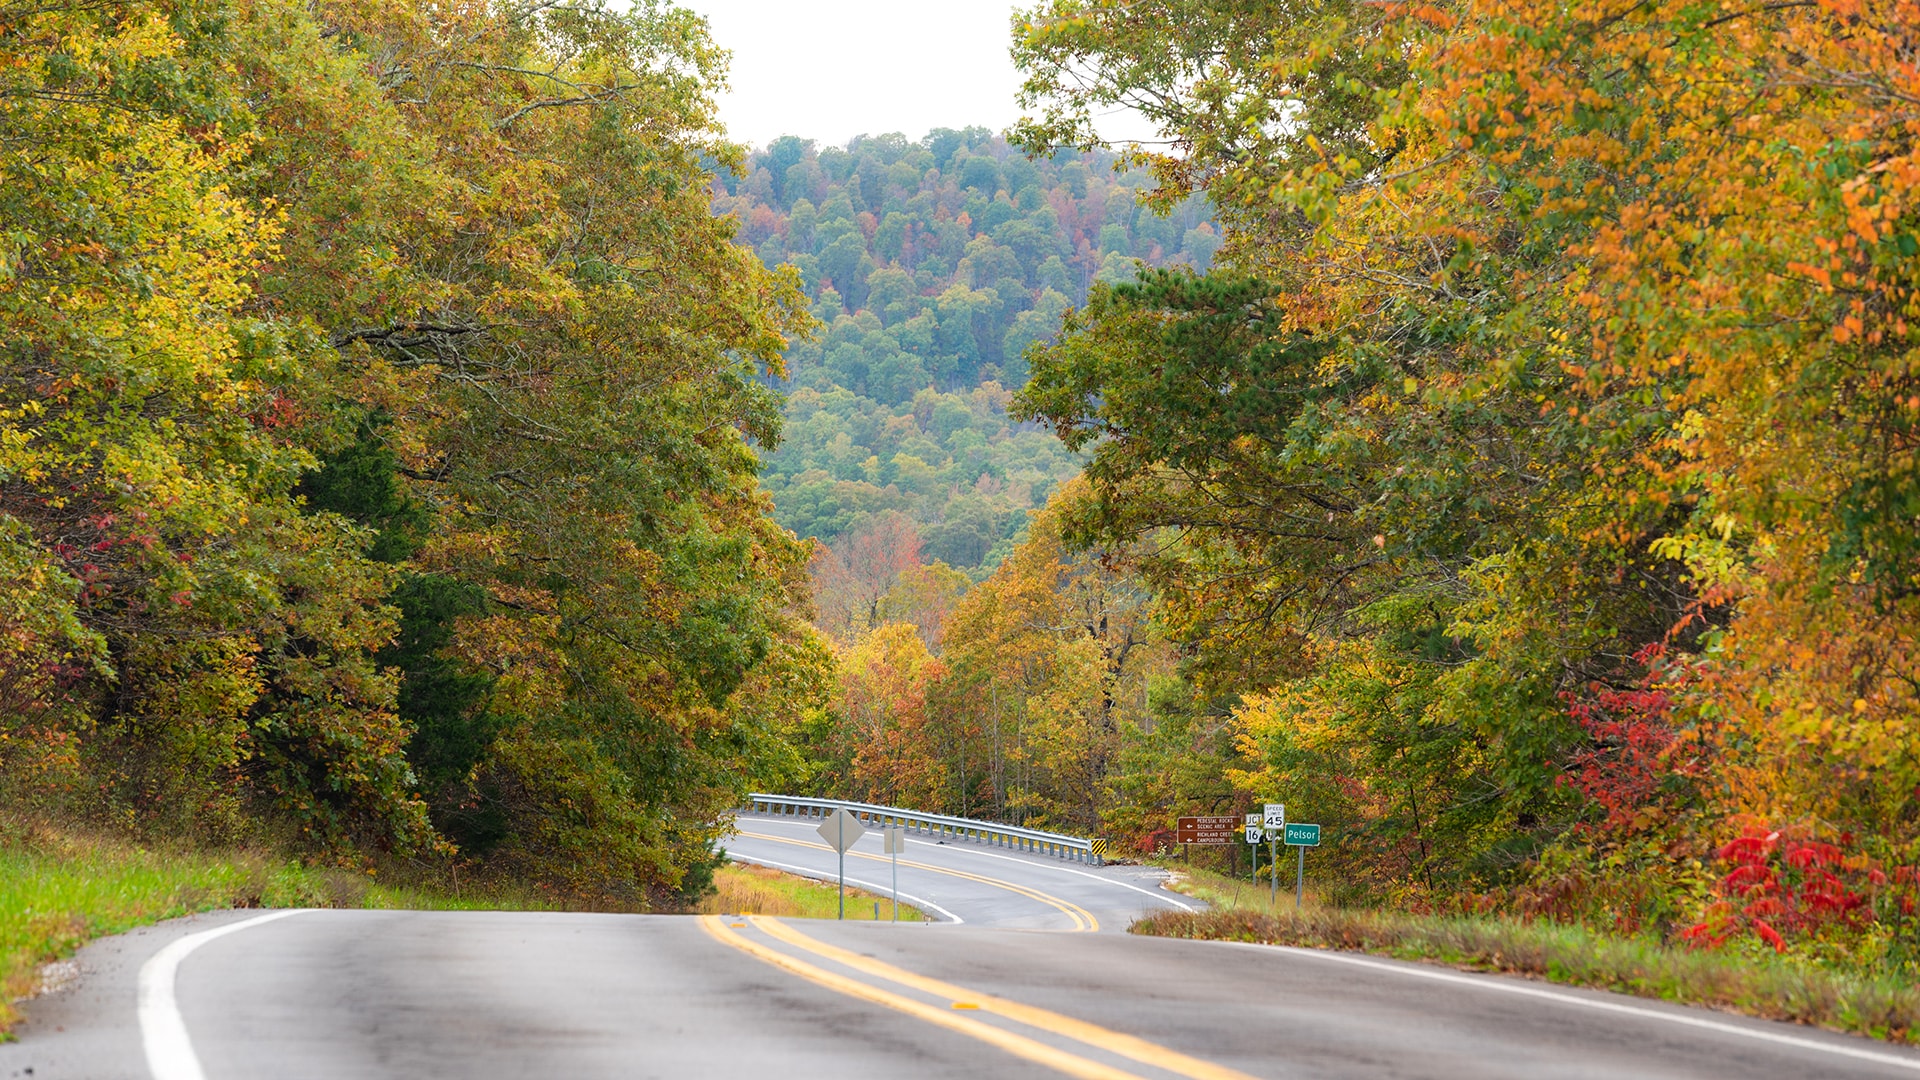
[{"xmin": 1176, "ymin": 815, "xmax": 1239, "ymax": 844}]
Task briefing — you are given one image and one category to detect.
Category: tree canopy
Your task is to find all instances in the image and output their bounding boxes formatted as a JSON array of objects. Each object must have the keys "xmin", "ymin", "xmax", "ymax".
[
  {"xmin": 1000, "ymin": 0, "xmax": 1920, "ymax": 944},
  {"xmin": 1, "ymin": 0, "xmax": 822, "ymax": 904}
]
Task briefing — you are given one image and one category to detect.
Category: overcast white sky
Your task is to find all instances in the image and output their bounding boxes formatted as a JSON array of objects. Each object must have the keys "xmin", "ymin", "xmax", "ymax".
[{"xmin": 685, "ymin": 0, "xmax": 1036, "ymax": 149}]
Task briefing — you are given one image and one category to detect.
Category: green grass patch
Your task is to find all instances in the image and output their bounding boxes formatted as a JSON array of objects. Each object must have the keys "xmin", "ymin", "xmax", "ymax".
[
  {"xmin": 699, "ymin": 861, "xmax": 924, "ymax": 922},
  {"xmin": 1133, "ymin": 905, "xmax": 1920, "ymax": 1046},
  {"xmin": 1157, "ymin": 860, "xmax": 1319, "ymax": 914}
]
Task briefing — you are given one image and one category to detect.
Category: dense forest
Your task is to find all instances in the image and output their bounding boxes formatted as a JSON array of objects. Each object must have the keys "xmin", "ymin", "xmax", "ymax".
[{"xmin": 712, "ymin": 132, "xmax": 1216, "ymax": 584}]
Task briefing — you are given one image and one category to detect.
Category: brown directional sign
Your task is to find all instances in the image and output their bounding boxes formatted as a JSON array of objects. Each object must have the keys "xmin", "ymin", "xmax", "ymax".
[{"xmin": 1176, "ymin": 815, "xmax": 1239, "ymax": 844}]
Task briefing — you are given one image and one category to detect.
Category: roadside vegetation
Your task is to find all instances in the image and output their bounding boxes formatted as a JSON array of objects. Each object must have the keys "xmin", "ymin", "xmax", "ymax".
[
  {"xmin": 1133, "ymin": 906, "xmax": 1920, "ymax": 1047},
  {"xmin": 699, "ymin": 862, "xmax": 922, "ymax": 922},
  {"xmin": 1158, "ymin": 862, "xmax": 1323, "ymax": 917}
]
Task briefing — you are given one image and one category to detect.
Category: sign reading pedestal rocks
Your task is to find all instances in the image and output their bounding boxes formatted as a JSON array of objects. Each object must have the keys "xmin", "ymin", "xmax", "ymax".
[{"xmin": 1176, "ymin": 815, "xmax": 1239, "ymax": 845}]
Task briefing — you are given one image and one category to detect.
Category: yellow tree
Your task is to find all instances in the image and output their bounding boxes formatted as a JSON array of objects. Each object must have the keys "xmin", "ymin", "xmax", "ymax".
[
  {"xmin": 937, "ymin": 481, "xmax": 1165, "ymax": 831},
  {"xmin": 837, "ymin": 623, "xmax": 949, "ymax": 810}
]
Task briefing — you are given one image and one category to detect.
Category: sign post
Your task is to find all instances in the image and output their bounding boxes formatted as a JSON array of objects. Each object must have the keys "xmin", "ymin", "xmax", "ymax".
[
  {"xmin": 883, "ymin": 826, "xmax": 906, "ymax": 922},
  {"xmin": 816, "ymin": 808, "xmax": 867, "ymax": 919},
  {"xmin": 1262, "ymin": 804, "xmax": 1285, "ymax": 906},
  {"xmin": 1283, "ymin": 822, "xmax": 1321, "ymax": 912},
  {"xmin": 1243, "ymin": 813, "xmax": 1262, "ymax": 885}
]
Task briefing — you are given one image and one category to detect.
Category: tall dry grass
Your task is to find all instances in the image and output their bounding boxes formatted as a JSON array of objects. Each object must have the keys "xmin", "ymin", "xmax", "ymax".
[{"xmin": 1134, "ymin": 906, "xmax": 1920, "ymax": 1045}]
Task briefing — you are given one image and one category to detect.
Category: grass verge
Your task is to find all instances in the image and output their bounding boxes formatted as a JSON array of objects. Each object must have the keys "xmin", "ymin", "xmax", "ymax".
[
  {"xmin": 1157, "ymin": 860, "xmax": 1316, "ymax": 914},
  {"xmin": 699, "ymin": 861, "xmax": 923, "ymax": 922},
  {"xmin": 0, "ymin": 819, "xmax": 558, "ymax": 1038},
  {"xmin": 1133, "ymin": 904, "xmax": 1920, "ymax": 1046}
]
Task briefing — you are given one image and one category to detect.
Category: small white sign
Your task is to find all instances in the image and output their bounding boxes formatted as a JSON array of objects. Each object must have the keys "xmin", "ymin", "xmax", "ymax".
[
  {"xmin": 1245, "ymin": 825, "xmax": 1263, "ymax": 845},
  {"xmin": 1263, "ymin": 803, "xmax": 1286, "ymax": 830},
  {"xmin": 884, "ymin": 826, "xmax": 907, "ymax": 854},
  {"xmin": 817, "ymin": 808, "xmax": 867, "ymax": 853},
  {"xmin": 1244, "ymin": 813, "xmax": 1261, "ymax": 828}
]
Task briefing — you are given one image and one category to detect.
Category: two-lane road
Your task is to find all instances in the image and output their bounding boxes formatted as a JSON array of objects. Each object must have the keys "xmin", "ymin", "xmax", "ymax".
[
  {"xmin": 6, "ymin": 824, "xmax": 1919, "ymax": 1079},
  {"xmin": 721, "ymin": 812, "xmax": 1193, "ymax": 930}
]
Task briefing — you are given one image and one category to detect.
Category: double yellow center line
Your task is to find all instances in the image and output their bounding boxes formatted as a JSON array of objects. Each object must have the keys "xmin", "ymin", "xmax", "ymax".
[
  {"xmin": 699, "ymin": 915, "xmax": 1258, "ymax": 1080},
  {"xmin": 734, "ymin": 828, "xmax": 1101, "ymax": 931}
]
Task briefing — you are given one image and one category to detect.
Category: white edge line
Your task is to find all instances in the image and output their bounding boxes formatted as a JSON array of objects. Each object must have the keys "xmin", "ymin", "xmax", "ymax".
[
  {"xmin": 927, "ymin": 844, "xmax": 1198, "ymax": 912},
  {"xmin": 139, "ymin": 908, "xmax": 313, "ymax": 1080},
  {"xmin": 725, "ymin": 854, "xmax": 964, "ymax": 924},
  {"xmin": 735, "ymin": 817, "xmax": 1197, "ymax": 912},
  {"xmin": 1210, "ymin": 938, "xmax": 1920, "ymax": 1072}
]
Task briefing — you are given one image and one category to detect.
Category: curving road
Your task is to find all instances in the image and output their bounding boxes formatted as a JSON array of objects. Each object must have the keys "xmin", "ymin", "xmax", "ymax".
[
  {"xmin": 4, "ymin": 822, "xmax": 1919, "ymax": 1079},
  {"xmin": 721, "ymin": 811, "xmax": 1193, "ymax": 930}
]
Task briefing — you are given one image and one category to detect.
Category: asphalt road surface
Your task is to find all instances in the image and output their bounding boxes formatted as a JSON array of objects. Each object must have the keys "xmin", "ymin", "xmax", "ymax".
[
  {"xmin": 720, "ymin": 811, "xmax": 1194, "ymax": 930},
  {"xmin": 5, "ymin": 827, "xmax": 1919, "ymax": 1079}
]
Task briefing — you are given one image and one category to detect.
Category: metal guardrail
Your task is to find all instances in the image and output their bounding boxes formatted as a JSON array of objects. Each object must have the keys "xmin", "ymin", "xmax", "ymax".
[{"xmin": 741, "ymin": 793, "xmax": 1104, "ymax": 865}]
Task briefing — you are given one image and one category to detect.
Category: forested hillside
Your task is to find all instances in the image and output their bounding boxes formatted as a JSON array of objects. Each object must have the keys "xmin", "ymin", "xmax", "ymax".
[
  {"xmin": 711, "ymin": 132, "xmax": 1216, "ymax": 584},
  {"xmin": 0, "ymin": 0, "xmax": 819, "ymax": 905}
]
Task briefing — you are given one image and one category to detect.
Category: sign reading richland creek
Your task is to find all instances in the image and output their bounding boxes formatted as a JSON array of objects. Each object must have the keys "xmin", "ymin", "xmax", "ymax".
[{"xmin": 1175, "ymin": 815, "xmax": 1240, "ymax": 845}]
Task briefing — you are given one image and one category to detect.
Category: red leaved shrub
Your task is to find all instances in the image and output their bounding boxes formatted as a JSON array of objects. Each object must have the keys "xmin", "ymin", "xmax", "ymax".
[
  {"xmin": 1680, "ymin": 822, "xmax": 1918, "ymax": 953},
  {"xmin": 1559, "ymin": 643, "xmax": 1697, "ymax": 836}
]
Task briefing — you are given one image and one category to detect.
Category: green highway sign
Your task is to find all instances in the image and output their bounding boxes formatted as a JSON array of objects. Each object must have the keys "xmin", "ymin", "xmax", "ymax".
[{"xmin": 1283, "ymin": 823, "xmax": 1320, "ymax": 846}]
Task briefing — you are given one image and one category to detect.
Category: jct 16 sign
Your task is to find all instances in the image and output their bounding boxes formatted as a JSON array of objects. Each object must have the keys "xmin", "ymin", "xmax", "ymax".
[{"xmin": 1176, "ymin": 815, "xmax": 1239, "ymax": 844}]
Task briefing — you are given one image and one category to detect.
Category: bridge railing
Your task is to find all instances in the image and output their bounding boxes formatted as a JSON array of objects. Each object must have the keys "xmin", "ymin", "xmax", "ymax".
[{"xmin": 741, "ymin": 793, "xmax": 1105, "ymax": 866}]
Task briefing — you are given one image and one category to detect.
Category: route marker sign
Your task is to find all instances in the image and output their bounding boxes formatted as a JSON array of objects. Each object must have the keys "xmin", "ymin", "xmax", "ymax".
[
  {"xmin": 1262, "ymin": 803, "xmax": 1286, "ymax": 830},
  {"xmin": 883, "ymin": 825, "xmax": 906, "ymax": 923},
  {"xmin": 817, "ymin": 809, "xmax": 866, "ymax": 919},
  {"xmin": 817, "ymin": 808, "xmax": 866, "ymax": 852},
  {"xmin": 1244, "ymin": 814, "xmax": 1263, "ymax": 884},
  {"xmin": 1176, "ymin": 815, "xmax": 1238, "ymax": 844}
]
